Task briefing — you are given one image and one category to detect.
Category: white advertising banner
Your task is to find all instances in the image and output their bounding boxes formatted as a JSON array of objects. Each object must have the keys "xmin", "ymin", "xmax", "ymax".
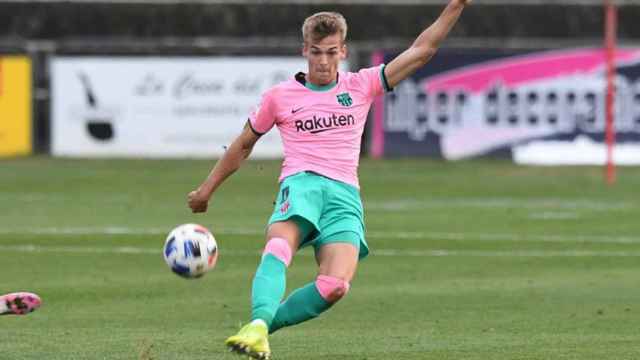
[{"xmin": 51, "ymin": 57, "xmax": 318, "ymax": 158}]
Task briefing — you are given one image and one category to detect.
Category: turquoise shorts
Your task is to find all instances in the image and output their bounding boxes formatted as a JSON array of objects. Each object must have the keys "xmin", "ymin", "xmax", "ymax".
[{"xmin": 268, "ymin": 171, "xmax": 369, "ymax": 260}]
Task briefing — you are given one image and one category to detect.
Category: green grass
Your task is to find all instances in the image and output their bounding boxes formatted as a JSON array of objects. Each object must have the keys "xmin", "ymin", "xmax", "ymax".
[{"xmin": 1, "ymin": 157, "xmax": 640, "ymax": 359}]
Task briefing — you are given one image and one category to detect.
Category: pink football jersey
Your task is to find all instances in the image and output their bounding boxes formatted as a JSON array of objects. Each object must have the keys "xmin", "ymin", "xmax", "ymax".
[{"xmin": 249, "ymin": 64, "xmax": 389, "ymax": 188}]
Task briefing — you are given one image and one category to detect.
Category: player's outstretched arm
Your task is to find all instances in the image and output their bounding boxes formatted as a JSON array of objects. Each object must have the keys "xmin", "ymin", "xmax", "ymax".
[
  {"xmin": 188, "ymin": 122, "xmax": 260, "ymax": 213},
  {"xmin": 384, "ymin": 0, "xmax": 471, "ymax": 88}
]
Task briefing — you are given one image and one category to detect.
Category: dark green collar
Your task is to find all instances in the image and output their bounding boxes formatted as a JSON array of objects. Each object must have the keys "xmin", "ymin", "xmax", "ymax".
[
  {"xmin": 305, "ymin": 79, "xmax": 337, "ymax": 92},
  {"xmin": 296, "ymin": 72, "xmax": 338, "ymax": 92}
]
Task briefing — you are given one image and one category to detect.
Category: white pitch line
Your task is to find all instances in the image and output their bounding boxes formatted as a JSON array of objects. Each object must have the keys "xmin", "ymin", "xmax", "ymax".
[
  {"xmin": 0, "ymin": 227, "xmax": 263, "ymax": 236},
  {"xmin": 3, "ymin": 194, "xmax": 634, "ymax": 211},
  {"xmin": 527, "ymin": 212, "xmax": 581, "ymax": 220},
  {"xmin": 365, "ymin": 198, "xmax": 633, "ymax": 211},
  {"xmin": 372, "ymin": 231, "xmax": 640, "ymax": 244},
  {"xmin": 2, "ymin": 244, "xmax": 640, "ymax": 258},
  {"xmin": 0, "ymin": 245, "xmax": 161, "ymax": 255},
  {"xmin": 0, "ymin": 227, "xmax": 639, "ymax": 245},
  {"xmin": 373, "ymin": 249, "xmax": 640, "ymax": 257}
]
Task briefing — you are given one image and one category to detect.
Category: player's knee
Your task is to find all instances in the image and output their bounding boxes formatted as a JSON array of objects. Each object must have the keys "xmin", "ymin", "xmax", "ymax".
[
  {"xmin": 263, "ymin": 237, "xmax": 293, "ymax": 267},
  {"xmin": 315, "ymin": 275, "xmax": 350, "ymax": 303}
]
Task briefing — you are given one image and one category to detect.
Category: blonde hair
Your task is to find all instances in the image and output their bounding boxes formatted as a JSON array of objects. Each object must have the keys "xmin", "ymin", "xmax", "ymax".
[{"xmin": 302, "ymin": 12, "xmax": 348, "ymax": 43}]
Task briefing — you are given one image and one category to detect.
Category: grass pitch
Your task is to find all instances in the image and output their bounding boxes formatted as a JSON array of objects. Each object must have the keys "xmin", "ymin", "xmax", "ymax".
[{"xmin": 1, "ymin": 157, "xmax": 639, "ymax": 359}]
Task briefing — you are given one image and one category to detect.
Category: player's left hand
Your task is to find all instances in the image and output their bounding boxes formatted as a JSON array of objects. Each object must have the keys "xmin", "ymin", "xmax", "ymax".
[
  {"xmin": 454, "ymin": 0, "xmax": 472, "ymax": 5},
  {"xmin": 187, "ymin": 189, "xmax": 209, "ymax": 213}
]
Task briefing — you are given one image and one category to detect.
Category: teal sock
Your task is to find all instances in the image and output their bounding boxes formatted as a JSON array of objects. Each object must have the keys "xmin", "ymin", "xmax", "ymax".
[
  {"xmin": 251, "ymin": 254, "xmax": 287, "ymax": 326},
  {"xmin": 269, "ymin": 282, "xmax": 332, "ymax": 334}
]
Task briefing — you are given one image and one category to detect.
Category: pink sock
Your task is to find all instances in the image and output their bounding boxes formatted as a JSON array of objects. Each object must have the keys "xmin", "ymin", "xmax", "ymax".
[
  {"xmin": 315, "ymin": 275, "xmax": 350, "ymax": 301},
  {"xmin": 263, "ymin": 237, "xmax": 293, "ymax": 267}
]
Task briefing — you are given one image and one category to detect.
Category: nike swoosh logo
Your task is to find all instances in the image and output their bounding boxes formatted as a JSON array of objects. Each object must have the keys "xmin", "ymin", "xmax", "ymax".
[
  {"xmin": 309, "ymin": 128, "xmax": 337, "ymax": 134},
  {"xmin": 291, "ymin": 107, "xmax": 304, "ymax": 114}
]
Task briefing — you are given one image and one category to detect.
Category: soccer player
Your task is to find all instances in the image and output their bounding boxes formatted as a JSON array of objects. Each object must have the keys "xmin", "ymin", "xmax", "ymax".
[
  {"xmin": 188, "ymin": 1, "xmax": 471, "ymax": 358},
  {"xmin": 0, "ymin": 292, "xmax": 41, "ymax": 316}
]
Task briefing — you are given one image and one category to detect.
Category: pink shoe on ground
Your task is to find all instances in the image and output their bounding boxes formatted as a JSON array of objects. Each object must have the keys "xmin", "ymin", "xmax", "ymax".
[{"xmin": 1, "ymin": 292, "xmax": 42, "ymax": 315}]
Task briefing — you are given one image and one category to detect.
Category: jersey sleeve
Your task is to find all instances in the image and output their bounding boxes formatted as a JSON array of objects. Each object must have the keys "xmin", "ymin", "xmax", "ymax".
[
  {"xmin": 248, "ymin": 90, "xmax": 278, "ymax": 135},
  {"xmin": 355, "ymin": 64, "xmax": 393, "ymax": 99}
]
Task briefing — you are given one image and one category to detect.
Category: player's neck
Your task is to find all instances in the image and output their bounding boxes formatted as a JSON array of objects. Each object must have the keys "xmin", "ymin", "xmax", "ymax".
[{"xmin": 305, "ymin": 73, "xmax": 338, "ymax": 92}]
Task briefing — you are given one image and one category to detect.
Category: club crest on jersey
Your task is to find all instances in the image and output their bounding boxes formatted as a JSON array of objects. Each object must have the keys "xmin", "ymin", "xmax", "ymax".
[
  {"xmin": 336, "ymin": 92, "xmax": 353, "ymax": 107},
  {"xmin": 280, "ymin": 187, "xmax": 290, "ymax": 214},
  {"xmin": 280, "ymin": 200, "xmax": 290, "ymax": 214}
]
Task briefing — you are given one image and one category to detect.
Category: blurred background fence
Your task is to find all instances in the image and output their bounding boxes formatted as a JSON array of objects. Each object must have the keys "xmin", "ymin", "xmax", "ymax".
[{"xmin": 1, "ymin": 0, "xmax": 638, "ymax": 164}]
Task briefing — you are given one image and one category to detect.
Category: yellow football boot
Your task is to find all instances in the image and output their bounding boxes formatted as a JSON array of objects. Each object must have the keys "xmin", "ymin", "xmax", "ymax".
[{"xmin": 225, "ymin": 321, "xmax": 271, "ymax": 360}]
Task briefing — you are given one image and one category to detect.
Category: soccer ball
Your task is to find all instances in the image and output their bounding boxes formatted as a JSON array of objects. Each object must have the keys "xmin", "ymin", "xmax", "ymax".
[{"xmin": 163, "ymin": 223, "xmax": 218, "ymax": 278}]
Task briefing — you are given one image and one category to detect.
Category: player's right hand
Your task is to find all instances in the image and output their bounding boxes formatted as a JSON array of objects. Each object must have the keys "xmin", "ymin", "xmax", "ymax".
[{"xmin": 188, "ymin": 189, "xmax": 209, "ymax": 213}]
